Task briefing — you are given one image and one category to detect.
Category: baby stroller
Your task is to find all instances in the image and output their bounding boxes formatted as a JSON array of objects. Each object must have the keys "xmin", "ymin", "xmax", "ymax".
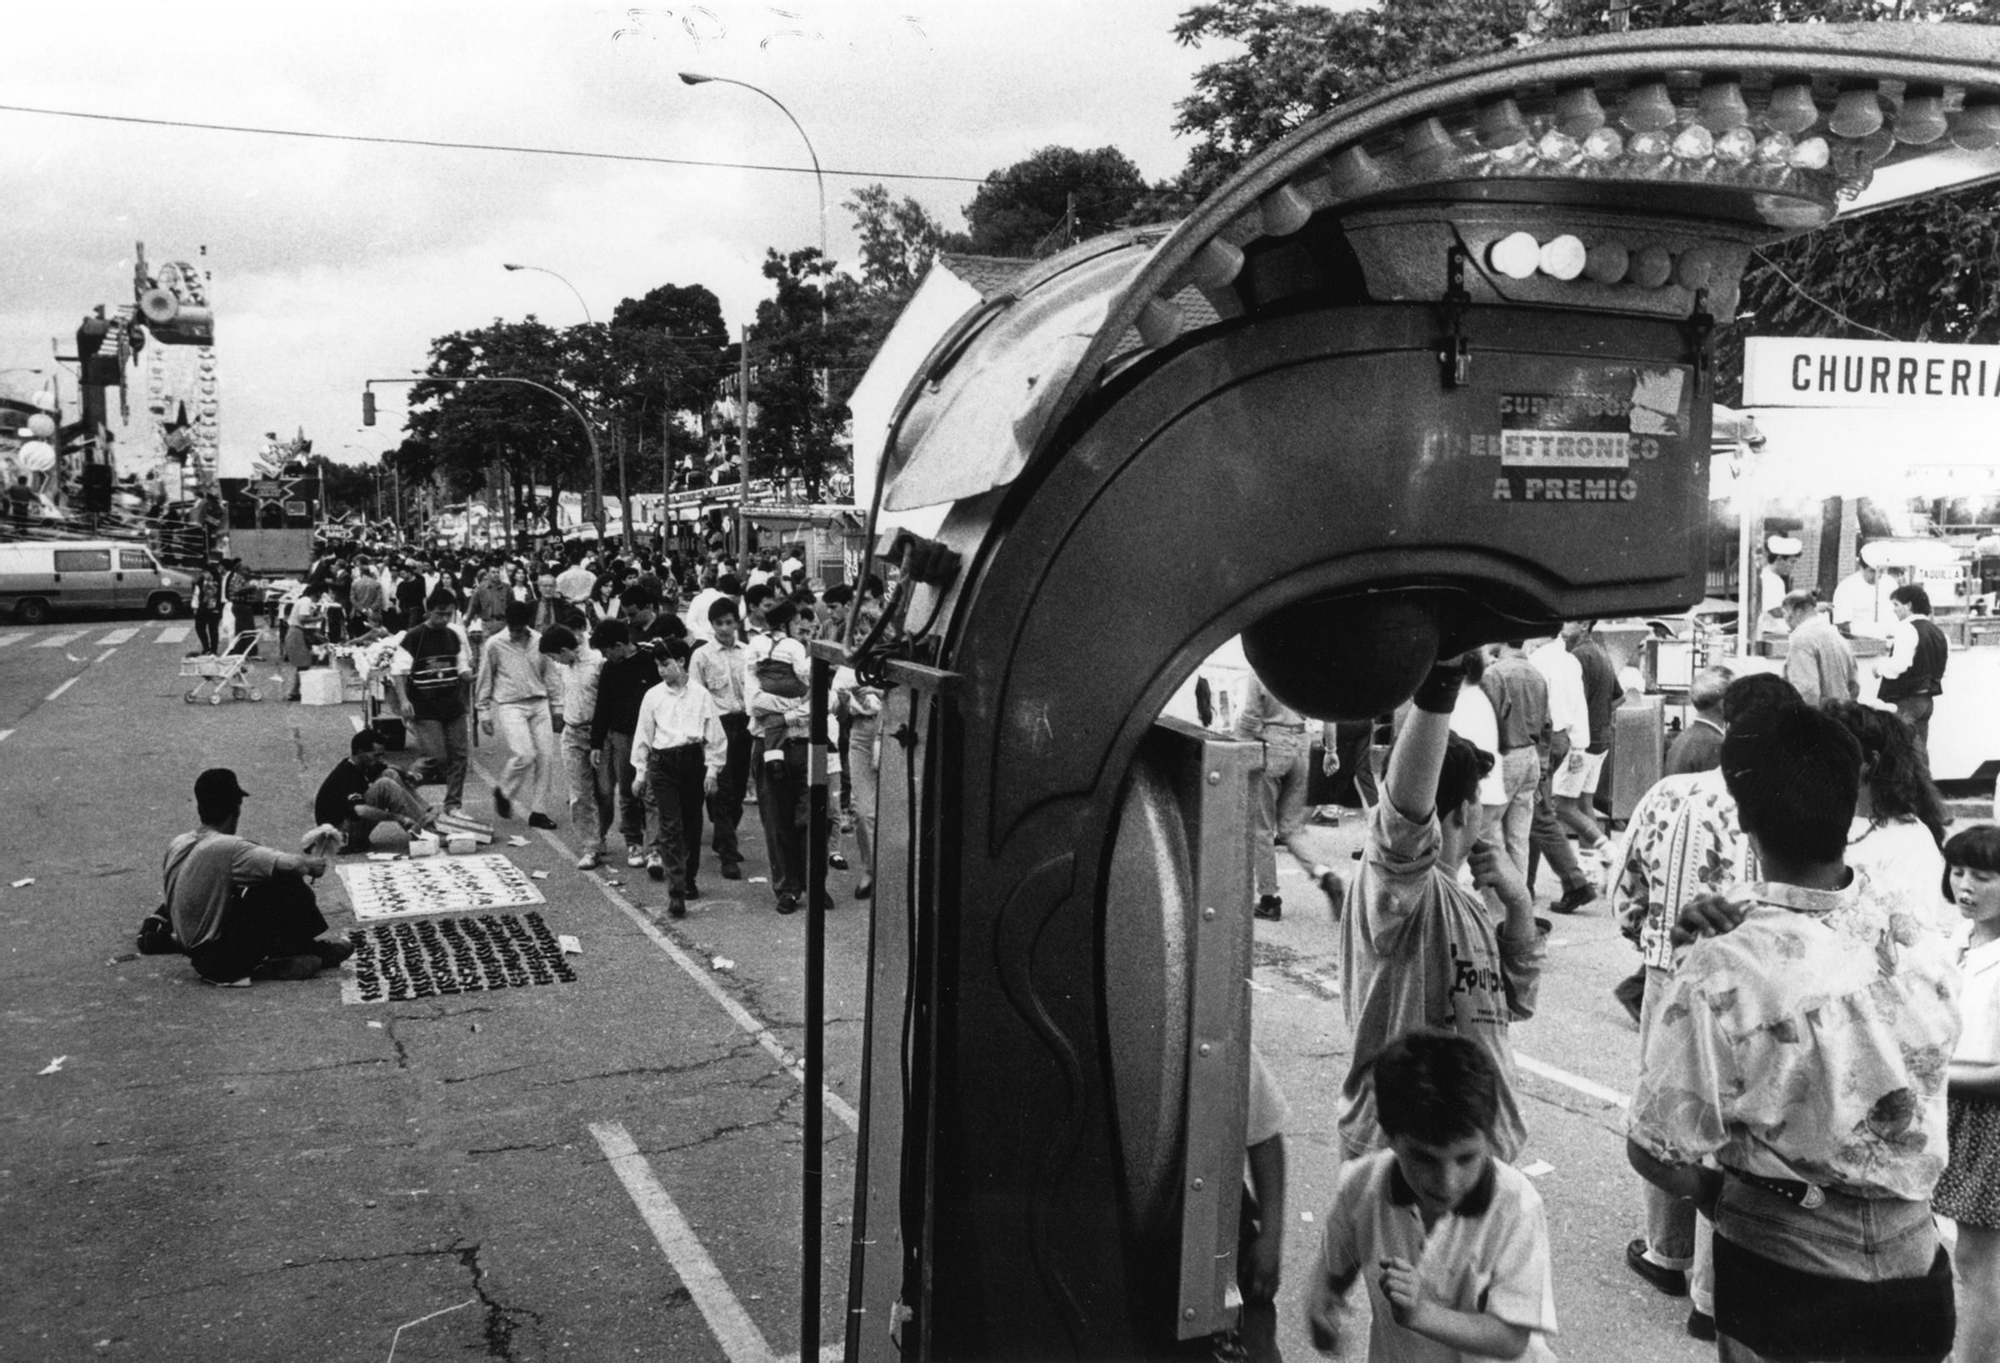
[{"xmin": 181, "ymin": 631, "xmax": 264, "ymax": 705}]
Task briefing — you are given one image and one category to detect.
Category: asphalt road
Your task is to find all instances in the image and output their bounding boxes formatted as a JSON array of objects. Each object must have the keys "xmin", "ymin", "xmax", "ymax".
[{"xmin": 1, "ymin": 616, "xmax": 1710, "ymax": 1362}]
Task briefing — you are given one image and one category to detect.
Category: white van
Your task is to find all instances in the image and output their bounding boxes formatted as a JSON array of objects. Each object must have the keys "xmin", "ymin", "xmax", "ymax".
[{"xmin": 0, "ymin": 540, "xmax": 197, "ymax": 624}]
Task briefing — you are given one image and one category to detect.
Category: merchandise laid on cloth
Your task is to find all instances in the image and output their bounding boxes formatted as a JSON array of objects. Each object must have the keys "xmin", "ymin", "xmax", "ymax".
[
  {"xmin": 333, "ymin": 852, "xmax": 544, "ymax": 921},
  {"xmin": 338, "ymin": 911, "xmax": 576, "ymax": 1004}
]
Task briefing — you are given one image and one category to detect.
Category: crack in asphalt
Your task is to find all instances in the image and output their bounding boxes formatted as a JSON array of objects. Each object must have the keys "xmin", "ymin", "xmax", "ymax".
[
  {"xmin": 463, "ymin": 1139, "xmax": 570, "ymax": 1157},
  {"xmin": 453, "ymin": 1240, "xmax": 543, "ymax": 1360},
  {"xmin": 440, "ymin": 1065, "xmax": 529, "ymax": 1086},
  {"xmin": 382, "ymin": 1017, "xmax": 411, "ymax": 1069},
  {"xmin": 528, "ymin": 1041, "xmax": 757, "ymax": 1088}
]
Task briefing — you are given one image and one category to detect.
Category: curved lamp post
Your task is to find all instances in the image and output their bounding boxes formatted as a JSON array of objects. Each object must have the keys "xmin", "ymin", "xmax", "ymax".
[
  {"xmin": 677, "ymin": 72, "xmax": 826, "ymax": 261},
  {"xmin": 501, "ymin": 262, "xmax": 594, "ymax": 327}
]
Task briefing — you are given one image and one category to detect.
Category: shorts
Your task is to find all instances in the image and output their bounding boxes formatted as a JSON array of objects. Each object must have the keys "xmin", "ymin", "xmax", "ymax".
[{"xmin": 1551, "ymin": 748, "xmax": 1606, "ymax": 799}]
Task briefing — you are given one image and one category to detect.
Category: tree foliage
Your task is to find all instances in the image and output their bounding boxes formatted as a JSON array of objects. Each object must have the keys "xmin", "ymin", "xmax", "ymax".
[
  {"xmin": 961, "ymin": 145, "xmax": 1154, "ymax": 256},
  {"xmin": 847, "ymin": 184, "xmax": 954, "ymax": 297},
  {"xmin": 744, "ymin": 247, "xmax": 870, "ymax": 503}
]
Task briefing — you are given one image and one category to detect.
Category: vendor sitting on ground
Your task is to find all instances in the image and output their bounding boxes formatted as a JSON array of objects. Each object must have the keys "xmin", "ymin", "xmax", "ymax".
[
  {"xmin": 313, "ymin": 727, "xmax": 438, "ymax": 853},
  {"xmin": 165, "ymin": 768, "xmax": 354, "ymax": 987}
]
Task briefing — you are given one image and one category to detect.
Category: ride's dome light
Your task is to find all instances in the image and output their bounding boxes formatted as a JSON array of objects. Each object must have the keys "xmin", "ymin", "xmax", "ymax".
[
  {"xmin": 1259, "ymin": 184, "xmax": 1312, "ymax": 237},
  {"xmin": 1756, "ymin": 131, "xmax": 1796, "ymax": 166},
  {"xmin": 1629, "ymin": 129, "xmax": 1672, "ymax": 159},
  {"xmin": 1715, "ymin": 126, "xmax": 1758, "ymax": 166},
  {"xmin": 1477, "ymin": 97, "xmax": 1532, "ymax": 149},
  {"xmin": 1582, "ymin": 126, "xmax": 1625, "ymax": 162},
  {"xmin": 1765, "ymin": 80, "xmax": 1821, "ymax": 134},
  {"xmin": 1697, "ymin": 77, "xmax": 1750, "ymax": 132},
  {"xmin": 1556, "ymin": 83, "xmax": 1606, "ymax": 138},
  {"xmin": 1187, "ymin": 238, "xmax": 1244, "ymax": 292},
  {"xmin": 1538, "ymin": 234, "xmax": 1588, "ymax": 281},
  {"xmin": 1789, "ymin": 135, "xmax": 1832, "ymax": 170},
  {"xmin": 1488, "ymin": 231, "xmax": 1542, "ymax": 279},
  {"xmin": 1584, "ymin": 241, "xmax": 1631, "ymax": 285},
  {"xmin": 1953, "ymin": 97, "xmax": 2000, "ymax": 150},
  {"xmin": 1830, "ymin": 83, "xmax": 1885, "ymax": 138},
  {"xmin": 1620, "ymin": 79, "xmax": 1677, "ymax": 132},
  {"xmin": 1537, "ymin": 128, "xmax": 1582, "ymax": 165},
  {"xmin": 1672, "ymin": 124, "xmax": 1716, "ymax": 161},
  {"xmin": 1629, "ymin": 245, "xmax": 1674, "ymax": 289},
  {"xmin": 1895, "ymin": 85, "xmax": 1948, "ymax": 145}
]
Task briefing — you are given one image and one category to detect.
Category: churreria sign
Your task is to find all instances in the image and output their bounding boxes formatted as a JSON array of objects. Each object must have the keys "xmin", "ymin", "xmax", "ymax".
[{"xmin": 1742, "ymin": 335, "xmax": 2000, "ymax": 407}]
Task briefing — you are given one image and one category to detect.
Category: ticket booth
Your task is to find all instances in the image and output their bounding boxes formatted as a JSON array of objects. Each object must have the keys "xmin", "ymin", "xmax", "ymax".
[{"xmin": 799, "ymin": 24, "xmax": 2000, "ymax": 1362}]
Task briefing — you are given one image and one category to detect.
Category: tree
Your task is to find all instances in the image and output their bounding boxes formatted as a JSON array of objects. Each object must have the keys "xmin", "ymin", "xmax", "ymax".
[
  {"xmin": 401, "ymin": 318, "xmax": 589, "ymax": 541},
  {"xmin": 604, "ymin": 283, "xmax": 732, "ymax": 515},
  {"xmin": 962, "ymin": 145, "xmax": 1153, "ymax": 257},
  {"xmin": 745, "ymin": 247, "xmax": 871, "ymax": 503},
  {"xmin": 847, "ymin": 184, "xmax": 955, "ymax": 297}
]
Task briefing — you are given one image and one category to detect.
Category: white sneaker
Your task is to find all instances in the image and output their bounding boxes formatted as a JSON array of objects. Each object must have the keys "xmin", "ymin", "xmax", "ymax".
[
  {"xmin": 576, "ymin": 850, "xmax": 602, "ymax": 870},
  {"xmin": 626, "ymin": 848, "xmax": 647, "ymax": 868}
]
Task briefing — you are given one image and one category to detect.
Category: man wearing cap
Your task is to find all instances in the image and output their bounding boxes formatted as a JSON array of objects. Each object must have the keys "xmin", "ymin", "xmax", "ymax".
[
  {"xmin": 1758, "ymin": 537, "xmax": 1800, "ymax": 634},
  {"xmin": 1779, "ymin": 591, "xmax": 1858, "ymax": 707},
  {"xmin": 165, "ymin": 769, "xmax": 353, "ymax": 986}
]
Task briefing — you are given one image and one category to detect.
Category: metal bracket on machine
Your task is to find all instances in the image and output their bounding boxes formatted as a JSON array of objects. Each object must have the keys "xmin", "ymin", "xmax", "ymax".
[
  {"xmin": 1438, "ymin": 245, "xmax": 1472, "ymax": 389},
  {"xmin": 1685, "ymin": 288, "xmax": 1715, "ymax": 396}
]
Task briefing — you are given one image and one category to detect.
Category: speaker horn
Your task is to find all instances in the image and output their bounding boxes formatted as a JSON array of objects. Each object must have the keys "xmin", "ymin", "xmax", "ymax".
[{"xmin": 139, "ymin": 289, "xmax": 180, "ymax": 324}]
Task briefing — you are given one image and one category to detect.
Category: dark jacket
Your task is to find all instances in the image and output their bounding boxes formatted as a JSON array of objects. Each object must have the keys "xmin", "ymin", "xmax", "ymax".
[
  {"xmin": 1878, "ymin": 617, "xmax": 1949, "ymax": 702},
  {"xmin": 590, "ymin": 652, "xmax": 663, "ymax": 747}
]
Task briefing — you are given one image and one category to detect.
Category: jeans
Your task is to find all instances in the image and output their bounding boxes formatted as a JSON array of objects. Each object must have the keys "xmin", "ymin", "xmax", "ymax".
[
  {"xmin": 647, "ymin": 744, "xmax": 707, "ymax": 895},
  {"xmin": 1497, "ymin": 747, "xmax": 1540, "ymax": 880},
  {"xmin": 606, "ymin": 730, "xmax": 653, "ymax": 851},
  {"xmin": 1252, "ymin": 727, "xmax": 1311, "ymax": 897},
  {"xmin": 409, "ymin": 710, "xmax": 469, "ymax": 811},
  {"xmin": 707, "ymin": 711, "xmax": 751, "ymax": 866},
  {"xmin": 1527, "ymin": 765, "xmax": 1587, "ymax": 895},
  {"xmin": 1638, "ymin": 966, "xmax": 1713, "ymax": 1312},
  {"xmin": 491, "ymin": 700, "xmax": 553, "ymax": 815},
  {"xmin": 562, "ymin": 737, "xmax": 612, "ymax": 854},
  {"xmin": 1892, "ymin": 694, "xmax": 1934, "ymax": 769},
  {"xmin": 342, "ymin": 774, "xmax": 433, "ymax": 850},
  {"xmin": 847, "ymin": 716, "xmax": 880, "ymax": 886}
]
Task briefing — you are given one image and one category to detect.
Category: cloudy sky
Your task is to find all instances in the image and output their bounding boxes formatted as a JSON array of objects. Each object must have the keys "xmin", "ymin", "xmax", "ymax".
[{"xmin": 0, "ymin": 0, "xmax": 1262, "ymax": 473}]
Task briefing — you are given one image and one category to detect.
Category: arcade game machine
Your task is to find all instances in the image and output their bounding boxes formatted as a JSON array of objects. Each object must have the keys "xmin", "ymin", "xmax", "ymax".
[{"xmin": 796, "ymin": 23, "xmax": 2000, "ymax": 1362}]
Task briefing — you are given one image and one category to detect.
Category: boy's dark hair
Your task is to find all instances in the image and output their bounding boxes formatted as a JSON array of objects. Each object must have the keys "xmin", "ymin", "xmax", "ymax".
[
  {"xmin": 708, "ymin": 597, "xmax": 740, "ymax": 627},
  {"xmin": 1722, "ymin": 704, "xmax": 1861, "ymax": 865},
  {"xmin": 425, "ymin": 586, "xmax": 455, "ymax": 610},
  {"xmin": 1891, "ymin": 583, "xmax": 1932, "ymax": 615},
  {"xmin": 538, "ymin": 624, "xmax": 578, "ymax": 655},
  {"xmin": 744, "ymin": 582, "xmax": 774, "ymax": 610},
  {"xmin": 504, "ymin": 599, "xmax": 533, "ymax": 629},
  {"xmin": 1942, "ymin": 825, "xmax": 2000, "ymax": 902},
  {"xmin": 764, "ymin": 599, "xmax": 798, "ymax": 633},
  {"xmin": 715, "ymin": 572, "xmax": 742, "ymax": 596},
  {"xmin": 1435, "ymin": 732, "xmax": 1492, "ymax": 819},
  {"xmin": 589, "ymin": 618, "xmax": 629, "ymax": 651},
  {"xmin": 821, "ymin": 583, "xmax": 854, "ymax": 608},
  {"xmin": 351, "ymin": 727, "xmax": 387, "ymax": 755},
  {"xmin": 1720, "ymin": 672, "xmax": 1799, "ymax": 725},
  {"xmin": 657, "ymin": 637, "xmax": 693, "ymax": 667},
  {"xmin": 1823, "ymin": 700, "xmax": 1947, "ymax": 847},
  {"xmin": 619, "ymin": 585, "xmax": 656, "ymax": 612},
  {"xmin": 1373, "ymin": 1028, "xmax": 1501, "ymax": 1145}
]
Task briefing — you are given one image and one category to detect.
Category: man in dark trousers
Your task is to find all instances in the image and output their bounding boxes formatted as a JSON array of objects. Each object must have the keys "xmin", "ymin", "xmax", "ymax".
[
  {"xmin": 1875, "ymin": 583, "xmax": 1949, "ymax": 767},
  {"xmin": 165, "ymin": 769, "xmax": 352, "ymax": 987},
  {"xmin": 588, "ymin": 618, "xmax": 662, "ymax": 869}
]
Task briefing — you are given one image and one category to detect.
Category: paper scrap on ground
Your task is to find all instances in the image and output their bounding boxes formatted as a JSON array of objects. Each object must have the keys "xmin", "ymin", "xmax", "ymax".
[
  {"xmin": 506, "ymin": 835, "xmax": 530, "ymax": 848},
  {"xmin": 367, "ymin": 852, "xmax": 398, "ymax": 862},
  {"xmin": 529, "ymin": 870, "xmax": 548, "ymax": 880},
  {"xmin": 10, "ymin": 877, "xmax": 32, "ymax": 888},
  {"xmin": 558, "ymin": 934, "xmax": 581, "ymax": 955},
  {"xmin": 1299, "ymin": 1211, "xmax": 1314, "ymax": 1223},
  {"xmin": 748, "ymin": 876, "xmax": 768, "ymax": 884},
  {"xmin": 37, "ymin": 1056, "xmax": 66, "ymax": 1075},
  {"xmin": 712, "ymin": 957, "xmax": 734, "ymax": 971},
  {"xmin": 1521, "ymin": 1160, "xmax": 1555, "ymax": 1178}
]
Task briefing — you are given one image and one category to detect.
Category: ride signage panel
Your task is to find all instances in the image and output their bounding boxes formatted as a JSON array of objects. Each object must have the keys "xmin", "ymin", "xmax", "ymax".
[{"xmin": 1742, "ymin": 336, "xmax": 2000, "ymax": 409}]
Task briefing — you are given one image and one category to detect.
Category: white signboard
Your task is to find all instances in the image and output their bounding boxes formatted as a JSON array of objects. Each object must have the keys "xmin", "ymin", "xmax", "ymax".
[{"xmin": 1743, "ymin": 336, "xmax": 2000, "ymax": 408}]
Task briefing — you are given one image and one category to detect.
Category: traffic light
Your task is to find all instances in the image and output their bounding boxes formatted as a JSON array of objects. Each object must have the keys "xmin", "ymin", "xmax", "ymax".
[
  {"xmin": 362, "ymin": 390, "xmax": 376, "ymax": 426},
  {"xmin": 81, "ymin": 463, "xmax": 112, "ymax": 514}
]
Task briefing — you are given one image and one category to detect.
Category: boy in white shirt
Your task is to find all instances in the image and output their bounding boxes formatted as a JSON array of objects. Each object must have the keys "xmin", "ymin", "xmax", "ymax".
[
  {"xmin": 1309, "ymin": 1028, "xmax": 1558, "ymax": 1362},
  {"xmin": 630, "ymin": 637, "xmax": 724, "ymax": 917}
]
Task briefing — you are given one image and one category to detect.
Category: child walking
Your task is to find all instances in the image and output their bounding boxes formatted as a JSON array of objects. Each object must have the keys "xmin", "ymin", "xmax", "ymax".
[
  {"xmin": 1937, "ymin": 826, "xmax": 2000, "ymax": 1363},
  {"xmin": 1306, "ymin": 1029, "xmax": 1557, "ymax": 1362}
]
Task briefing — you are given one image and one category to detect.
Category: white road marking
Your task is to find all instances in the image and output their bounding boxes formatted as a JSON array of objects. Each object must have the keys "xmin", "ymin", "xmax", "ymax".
[
  {"xmin": 155, "ymin": 624, "xmax": 191, "ymax": 643},
  {"xmin": 46, "ymin": 677, "xmax": 77, "ymax": 700},
  {"xmin": 0, "ymin": 634, "xmax": 22, "ymax": 649},
  {"xmin": 33, "ymin": 631, "xmax": 85, "ymax": 649},
  {"xmin": 1516, "ymin": 1052, "xmax": 1631, "ymax": 1109},
  {"xmin": 98, "ymin": 628, "xmax": 138, "ymax": 645},
  {"xmin": 589, "ymin": 1120, "xmax": 782, "ymax": 1363},
  {"xmin": 96, "ymin": 649, "xmax": 116, "ymax": 664}
]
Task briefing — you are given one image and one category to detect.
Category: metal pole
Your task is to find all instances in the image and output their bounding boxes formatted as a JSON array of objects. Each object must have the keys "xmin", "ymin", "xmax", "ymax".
[
  {"xmin": 617, "ymin": 422, "xmax": 632, "ymax": 552},
  {"xmin": 739, "ymin": 323, "xmax": 751, "ymax": 565},
  {"xmin": 804, "ymin": 653, "xmax": 831, "ymax": 1363}
]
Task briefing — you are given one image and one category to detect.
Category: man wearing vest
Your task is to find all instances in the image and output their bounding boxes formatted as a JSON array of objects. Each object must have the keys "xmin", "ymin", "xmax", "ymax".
[
  {"xmin": 388, "ymin": 588, "xmax": 474, "ymax": 816},
  {"xmin": 1875, "ymin": 583, "xmax": 1949, "ymax": 769}
]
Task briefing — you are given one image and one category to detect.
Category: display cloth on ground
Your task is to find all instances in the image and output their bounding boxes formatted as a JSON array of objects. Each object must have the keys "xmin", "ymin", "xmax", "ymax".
[{"xmin": 333, "ymin": 852, "xmax": 544, "ymax": 921}]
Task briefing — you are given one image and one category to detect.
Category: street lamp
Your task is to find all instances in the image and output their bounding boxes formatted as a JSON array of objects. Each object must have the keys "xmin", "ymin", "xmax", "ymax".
[
  {"xmin": 679, "ymin": 72, "xmax": 826, "ymax": 561},
  {"xmin": 501, "ymin": 263, "xmax": 594, "ymax": 327}
]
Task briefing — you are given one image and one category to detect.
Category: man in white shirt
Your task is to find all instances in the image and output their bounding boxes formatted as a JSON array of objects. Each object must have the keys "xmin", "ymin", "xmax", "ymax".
[
  {"xmin": 1528, "ymin": 635, "xmax": 1600, "ymax": 911},
  {"xmin": 474, "ymin": 599, "xmax": 563, "ymax": 829},
  {"xmin": 540, "ymin": 622, "xmax": 611, "ymax": 870},
  {"xmin": 630, "ymin": 637, "xmax": 725, "ymax": 917},
  {"xmin": 748, "ymin": 599, "xmax": 813, "ymax": 914},
  {"xmin": 684, "ymin": 572, "xmax": 739, "ymax": 646},
  {"xmin": 554, "ymin": 555, "xmax": 597, "ymax": 609},
  {"xmin": 689, "ymin": 597, "xmax": 752, "ymax": 879},
  {"xmin": 1831, "ymin": 560, "xmax": 1883, "ymax": 635}
]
